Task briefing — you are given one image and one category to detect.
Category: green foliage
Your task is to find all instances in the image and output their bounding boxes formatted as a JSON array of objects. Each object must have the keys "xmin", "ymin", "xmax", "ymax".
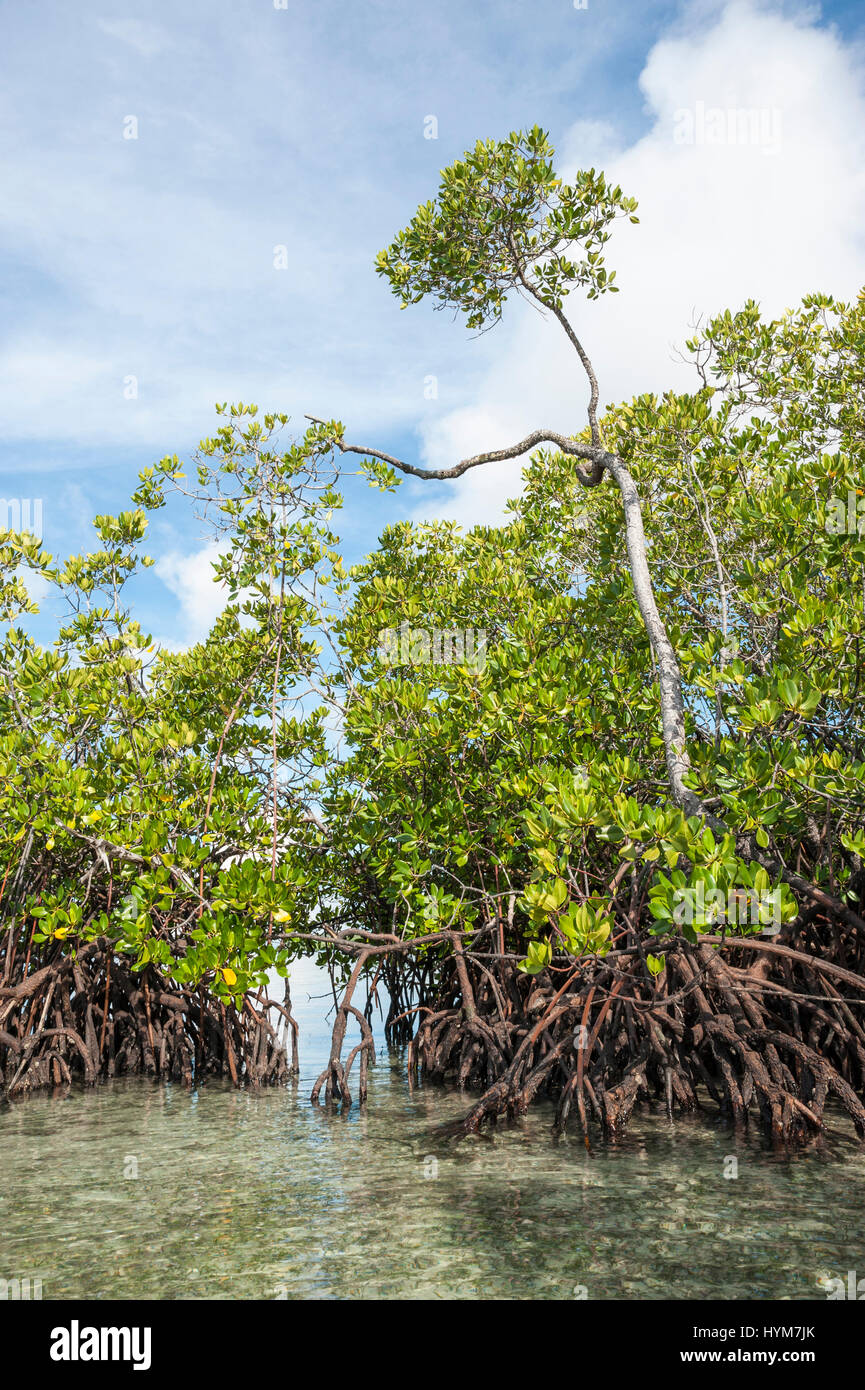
[
  {"xmin": 325, "ymin": 287, "xmax": 865, "ymax": 975},
  {"xmin": 0, "ymin": 408, "xmax": 344, "ymax": 1003},
  {"xmin": 375, "ymin": 126, "xmax": 637, "ymax": 328},
  {"xmin": 2, "ymin": 129, "xmax": 862, "ymax": 1011}
]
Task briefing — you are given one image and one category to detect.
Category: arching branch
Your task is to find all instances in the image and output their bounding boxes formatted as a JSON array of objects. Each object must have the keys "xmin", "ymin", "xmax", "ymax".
[
  {"xmin": 305, "ymin": 419, "xmax": 603, "ymax": 486},
  {"xmin": 311, "ymin": 414, "xmax": 704, "ymax": 820}
]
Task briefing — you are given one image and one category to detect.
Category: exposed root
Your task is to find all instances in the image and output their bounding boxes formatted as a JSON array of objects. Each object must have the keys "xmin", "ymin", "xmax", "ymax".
[
  {"xmin": 8, "ymin": 903, "xmax": 865, "ymax": 1151},
  {"xmin": 311, "ymin": 951, "xmax": 377, "ymax": 1106},
  {"xmin": 415, "ymin": 913, "xmax": 865, "ymax": 1146},
  {"xmin": 0, "ymin": 936, "xmax": 298, "ymax": 1097}
]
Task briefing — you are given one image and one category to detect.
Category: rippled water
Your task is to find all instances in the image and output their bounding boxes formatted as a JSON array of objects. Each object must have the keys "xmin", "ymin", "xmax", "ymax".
[{"xmin": 2, "ymin": 964, "xmax": 864, "ymax": 1300}]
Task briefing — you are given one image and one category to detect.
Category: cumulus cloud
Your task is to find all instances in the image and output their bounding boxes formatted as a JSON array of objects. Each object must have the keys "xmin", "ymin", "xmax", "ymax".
[
  {"xmin": 0, "ymin": 1, "xmax": 531, "ymax": 452},
  {"xmin": 155, "ymin": 541, "xmax": 228, "ymax": 649},
  {"xmin": 412, "ymin": 0, "xmax": 865, "ymax": 529}
]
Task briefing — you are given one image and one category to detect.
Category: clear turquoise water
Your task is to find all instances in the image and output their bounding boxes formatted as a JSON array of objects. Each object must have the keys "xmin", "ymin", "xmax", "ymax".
[{"xmin": 1, "ymin": 966, "xmax": 864, "ymax": 1300}]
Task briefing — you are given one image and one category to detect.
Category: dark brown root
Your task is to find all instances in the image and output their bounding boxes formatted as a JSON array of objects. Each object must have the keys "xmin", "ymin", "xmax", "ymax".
[
  {"xmin": 0, "ymin": 936, "xmax": 299, "ymax": 1098},
  {"xmin": 414, "ymin": 911, "xmax": 865, "ymax": 1146},
  {"xmin": 311, "ymin": 951, "xmax": 377, "ymax": 1107}
]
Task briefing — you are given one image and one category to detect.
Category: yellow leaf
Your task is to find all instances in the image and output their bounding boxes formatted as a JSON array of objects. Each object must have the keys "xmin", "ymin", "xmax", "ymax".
[{"xmin": 221, "ymin": 967, "xmax": 237, "ymax": 986}]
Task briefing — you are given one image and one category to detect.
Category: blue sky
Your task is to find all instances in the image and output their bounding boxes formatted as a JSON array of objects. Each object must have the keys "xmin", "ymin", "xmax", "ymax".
[{"xmin": 2, "ymin": 0, "xmax": 864, "ymax": 648}]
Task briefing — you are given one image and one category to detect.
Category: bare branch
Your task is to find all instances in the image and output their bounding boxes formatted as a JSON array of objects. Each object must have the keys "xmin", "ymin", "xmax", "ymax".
[
  {"xmin": 311, "ymin": 411, "xmax": 708, "ymax": 822},
  {"xmin": 306, "ymin": 419, "xmax": 604, "ymax": 486}
]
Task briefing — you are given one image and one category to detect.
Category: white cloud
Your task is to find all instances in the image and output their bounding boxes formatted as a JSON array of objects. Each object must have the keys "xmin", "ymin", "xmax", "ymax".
[
  {"xmin": 413, "ymin": 0, "xmax": 865, "ymax": 529},
  {"xmin": 14, "ymin": 565, "xmax": 51, "ymax": 606},
  {"xmin": 0, "ymin": 0, "xmax": 679, "ymax": 459},
  {"xmin": 409, "ymin": 404, "xmax": 529, "ymax": 525},
  {"xmin": 155, "ymin": 541, "xmax": 228, "ymax": 648}
]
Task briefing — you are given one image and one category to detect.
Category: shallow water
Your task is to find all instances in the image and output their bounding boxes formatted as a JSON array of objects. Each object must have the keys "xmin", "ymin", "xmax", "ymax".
[{"xmin": 2, "ymin": 967, "xmax": 864, "ymax": 1300}]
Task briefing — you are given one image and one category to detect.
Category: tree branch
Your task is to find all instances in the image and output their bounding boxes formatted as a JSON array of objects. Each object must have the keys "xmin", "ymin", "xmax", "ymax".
[
  {"xmin": 306, "ymin": 419, "xmax": 603, "ymax": 486},
  {"xmin": 312, "ymin": 414, "xmax": 706, "ymax": 820}
]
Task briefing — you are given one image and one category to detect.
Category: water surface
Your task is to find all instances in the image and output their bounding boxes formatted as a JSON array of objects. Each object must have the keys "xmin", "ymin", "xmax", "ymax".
[{"xmin": 2, "ymin": 969, "xmax": 863, "ymax": 1300}]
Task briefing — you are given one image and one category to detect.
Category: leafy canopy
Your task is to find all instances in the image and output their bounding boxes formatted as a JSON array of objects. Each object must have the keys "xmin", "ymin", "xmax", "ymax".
[
  {"xmin": 1, "ymin": 127, "xmax": 862, "ymax": 1005},
  {"xmin": 375, "ymin": 125, "xmax": 638, "ymax": 329}
]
